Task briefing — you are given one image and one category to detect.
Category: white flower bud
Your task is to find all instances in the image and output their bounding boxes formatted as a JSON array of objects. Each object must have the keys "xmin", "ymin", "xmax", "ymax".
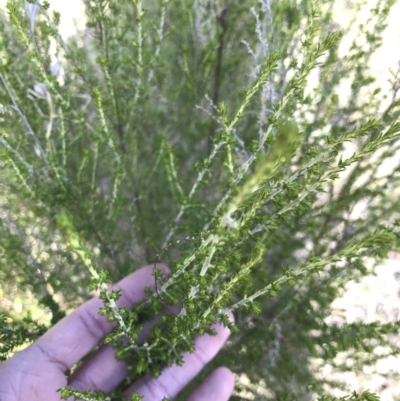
[
  {"xmin": 32, "ymin": 83, "xmax": 49, "ymax": 99},
  {"xmin": 25, "ymin": 1, "xmax": 41, "ymax": 31},
  {"xmin": 222, "ymin": 214, "xmax": 239, "ymax": 230},
  {"xmin": 50, "ymin": 60, "xmax": 65, "ymax": 85},
  {"xmin": 50, "ymin": 60, "xmax": 62, "ymax": 78}
]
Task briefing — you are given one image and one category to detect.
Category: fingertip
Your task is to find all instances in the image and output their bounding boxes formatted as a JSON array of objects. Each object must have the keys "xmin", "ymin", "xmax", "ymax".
[
  {"xmin": 186, "ymin": 366, "xmax": 235, "ymax": 401},
  {"xmin": 215, "ymin": 366, "xmax": 236, "ymax": 388},
  {"xmin": 151, "ymin": 263, "xmax": 170, "ymax": 277},
  {"xmin": 227, "ymin": 311, "xmax": 235, "ymax": 324}
]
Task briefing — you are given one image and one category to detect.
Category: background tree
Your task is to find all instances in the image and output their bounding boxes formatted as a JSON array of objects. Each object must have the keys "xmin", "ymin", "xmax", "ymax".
[{"xmin": 1, "ymin": 0, "xmax": 400, "ymax": 400}]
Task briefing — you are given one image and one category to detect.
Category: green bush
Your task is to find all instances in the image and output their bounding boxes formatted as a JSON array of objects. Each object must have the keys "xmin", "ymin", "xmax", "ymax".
[{"xmin": 1, "ymin": 0, "xmax": 400, "ymax": 400}]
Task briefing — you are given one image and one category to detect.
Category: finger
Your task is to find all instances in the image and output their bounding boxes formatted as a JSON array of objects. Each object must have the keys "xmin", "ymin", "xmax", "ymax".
[
  {"xmin": 23, "ymin": 264, "xmax": 169, "ymax": 374},
  {"xmin": 125, "ymin": 312, "xmax": 234, "ymax": 401},
  {"xmin": 186, "ymin": 367, "xmax": 235, "ymax": 401}
]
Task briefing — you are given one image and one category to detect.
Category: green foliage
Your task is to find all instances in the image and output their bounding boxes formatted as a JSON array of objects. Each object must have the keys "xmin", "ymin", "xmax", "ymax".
[
  {"xmin": 1, "ymin": 0, "xmax": 400, "ymax": 400},
  {"xmin": 0, "ymin": 312, "xmax": 47, "ymax": 362},
  {"xmin": 317, "ymin": 390, "xmax": 382, "ymax": 401}
]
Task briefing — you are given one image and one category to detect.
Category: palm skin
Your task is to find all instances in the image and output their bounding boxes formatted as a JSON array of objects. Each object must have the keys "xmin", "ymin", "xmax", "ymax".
[{"xmin": 0, "ymin": 264, "xmax": 235, "ymax": 401}]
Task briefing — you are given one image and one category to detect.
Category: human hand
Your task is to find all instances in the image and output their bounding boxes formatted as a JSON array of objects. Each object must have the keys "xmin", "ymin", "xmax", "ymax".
[{"xmin": 0, "ymin": 264, "xmax": 235, "ymax": 401}]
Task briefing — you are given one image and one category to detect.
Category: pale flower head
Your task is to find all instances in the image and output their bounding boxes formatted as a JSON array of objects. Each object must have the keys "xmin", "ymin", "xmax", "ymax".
[
  {"xmin": 24, "ymin": 1, "xmax": 41, "ymax": 31},
  {"xmin": 31, "ymin": 83, "xmax": 49, "ymax": 100},
  {"xmin": 50, "ymin": 60, "xmax": 62, "ymax": 78},
  {"xmin": 50, "ymin": 60, "xmax": 65, "ymax": 85}
]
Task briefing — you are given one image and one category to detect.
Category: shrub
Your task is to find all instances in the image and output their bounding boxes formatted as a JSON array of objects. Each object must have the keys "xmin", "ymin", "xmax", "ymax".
[{"xmin": 1, "ymin": 0, "xmax": 400, "ymax": 400}]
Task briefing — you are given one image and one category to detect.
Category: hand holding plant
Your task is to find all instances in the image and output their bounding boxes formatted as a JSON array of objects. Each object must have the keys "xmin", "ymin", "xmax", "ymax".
[{"xmin": 0, "ymin": 265, "xmax": 235, "ymax": 401}]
